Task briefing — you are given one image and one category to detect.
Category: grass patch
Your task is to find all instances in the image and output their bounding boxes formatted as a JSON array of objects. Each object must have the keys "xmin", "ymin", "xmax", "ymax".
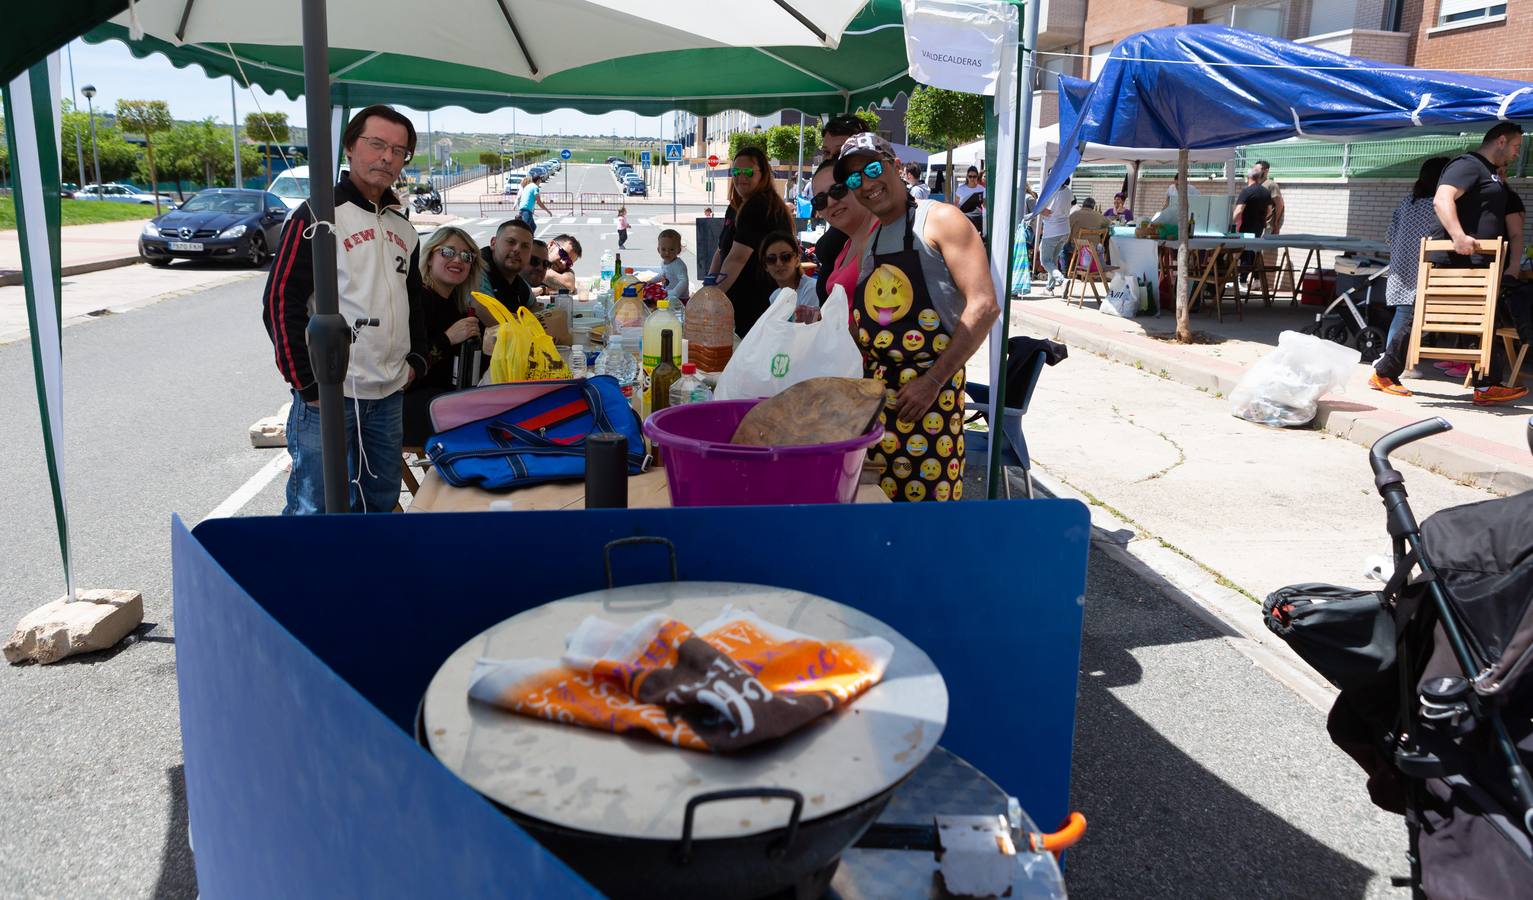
[{"xmin": 0, "ymin": 196, "xmax": 156, "ymax": 230}]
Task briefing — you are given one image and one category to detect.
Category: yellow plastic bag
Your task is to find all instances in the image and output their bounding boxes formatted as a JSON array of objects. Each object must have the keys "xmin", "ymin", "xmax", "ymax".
[{"xmin": 470, "ymin": 292, "xmax": 570, "ymax": 383}]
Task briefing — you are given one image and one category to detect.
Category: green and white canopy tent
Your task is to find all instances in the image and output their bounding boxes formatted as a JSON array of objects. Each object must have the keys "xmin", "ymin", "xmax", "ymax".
[{"xmin": 5, "ymin": 0, "xmax": 1031, "ymax": 583}]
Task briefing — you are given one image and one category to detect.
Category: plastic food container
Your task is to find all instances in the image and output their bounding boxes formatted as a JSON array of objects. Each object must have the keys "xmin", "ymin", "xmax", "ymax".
[{"xmin": 643, "ymin": 400, "xmax": 883, "ymax": 506}]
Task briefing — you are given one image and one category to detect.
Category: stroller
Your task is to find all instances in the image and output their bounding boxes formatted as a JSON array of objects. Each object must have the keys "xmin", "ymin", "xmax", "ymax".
[{"xmin": 1264, "ymin": 417, "xmax": 1533, "ymax": 899}]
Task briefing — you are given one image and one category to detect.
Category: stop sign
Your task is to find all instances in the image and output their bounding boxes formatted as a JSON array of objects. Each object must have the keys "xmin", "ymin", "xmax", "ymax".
[{"xmin": 707, "ymin": 154, "xmax": 719, "ymax": 168}]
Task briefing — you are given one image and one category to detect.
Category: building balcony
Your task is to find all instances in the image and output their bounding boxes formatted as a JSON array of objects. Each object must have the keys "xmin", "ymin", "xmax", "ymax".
[
  {"xmin": 1036, "ymin": 0, "xmax": 1085, "ymax": 51},
  {"xmin": 1296, "ymin": 28, "xmax": 1410, "ymax": 66}
]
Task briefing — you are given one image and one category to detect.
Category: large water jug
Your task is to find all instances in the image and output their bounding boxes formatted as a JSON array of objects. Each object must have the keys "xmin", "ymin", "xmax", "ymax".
[
  {"xmin": 683, "ymin": 275, "xmax": 735, "ymax": 373},
  {"xmin": 610, "ymin": 283, "xmax": 648, "ymax": 348}
]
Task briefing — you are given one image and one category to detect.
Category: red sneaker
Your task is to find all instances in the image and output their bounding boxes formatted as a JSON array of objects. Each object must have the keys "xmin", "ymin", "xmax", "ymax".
[
  {"xmin": 1369, "ymin": 373, "xmax": 1412, "ymax": 397},
  {"xmin": 1473, "ymin": 385, "xmax": 1529, "ymax": 405}
]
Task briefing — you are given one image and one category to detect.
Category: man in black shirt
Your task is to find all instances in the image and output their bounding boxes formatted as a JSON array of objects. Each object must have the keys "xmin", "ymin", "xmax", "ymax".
[
  {"xmin": 813, "ymin": 114, "xmax": 869, "ymax": 302},
  {"xmin": 477, "ymin": 218, "xmax": 533, "ymax": 315},
  {"xmin": 1433, "ymin": 122, "xmax": 1526, "ymax": 404},
  {"xmin": 1232, "ymin": 167, "xmax": 1272, "ymax": 237}
]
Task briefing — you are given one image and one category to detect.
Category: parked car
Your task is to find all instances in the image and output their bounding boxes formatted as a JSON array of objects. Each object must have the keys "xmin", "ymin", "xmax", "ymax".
[
  {"xmin": 622, "ymin": 174, "xmax": 648, "ymax": 197},
  {"xmin": 606, "ymin": 156, "xmax": 624, "ymax": 164},
  {"xmin": 77, "ymin": 183, "xmax": 175, "ymax": 205},
  {"xmin": 267, "ymin": 165, "xmax": 351, "ymax": 212},
  {"xmin": 138, "ymin": 188, "xmax": 289, "ymax": 268}
]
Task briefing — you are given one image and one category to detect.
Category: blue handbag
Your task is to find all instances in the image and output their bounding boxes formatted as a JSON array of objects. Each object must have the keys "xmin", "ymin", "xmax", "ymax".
[{"xmin": 424, "ymin": 376, "xmax": 645, "ymax": 490}]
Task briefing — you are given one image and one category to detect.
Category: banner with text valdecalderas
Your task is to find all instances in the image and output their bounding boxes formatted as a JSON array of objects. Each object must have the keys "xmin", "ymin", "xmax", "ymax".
[{"xmin": 900, "ymin": 0, "xmax": 1014, "ymax": 96}]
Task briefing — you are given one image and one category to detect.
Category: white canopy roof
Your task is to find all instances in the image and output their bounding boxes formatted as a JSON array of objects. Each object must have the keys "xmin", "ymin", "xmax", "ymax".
[{"xmin": 942, "ymin": 124, "xmax": 1236, "ymax": 169}]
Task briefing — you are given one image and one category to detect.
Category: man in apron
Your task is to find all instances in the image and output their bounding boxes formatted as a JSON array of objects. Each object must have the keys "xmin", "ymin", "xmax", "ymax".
[{"xmin": 835, "ymin": 134, "xmax": 1000, "ymax": 502}]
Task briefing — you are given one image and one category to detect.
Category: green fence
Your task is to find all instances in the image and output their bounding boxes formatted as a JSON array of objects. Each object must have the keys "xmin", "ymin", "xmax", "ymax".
[{"xmin": 1073, "ymin": 133, "xmax": 1531, "ymax": 181}]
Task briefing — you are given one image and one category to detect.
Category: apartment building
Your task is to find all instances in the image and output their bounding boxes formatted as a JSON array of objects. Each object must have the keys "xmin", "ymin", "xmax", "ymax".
[
  {"xmin": 1049, "ymin": 0, "xmax": 1526, "ymax": 247},
  {"xmin": 688, "ymin": 96, "xmax": 910, "ymax": 163}
]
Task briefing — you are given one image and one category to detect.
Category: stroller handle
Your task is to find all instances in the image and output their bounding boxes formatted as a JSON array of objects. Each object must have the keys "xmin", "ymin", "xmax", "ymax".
[{"xmin": 1370, "ymin": 417, "xmax": 1453, "ymax": 476}]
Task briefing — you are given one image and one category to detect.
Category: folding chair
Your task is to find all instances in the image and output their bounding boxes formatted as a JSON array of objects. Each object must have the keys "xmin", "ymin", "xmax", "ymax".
[
  {"xmin": 1063, "ymin": 228, "xmax": 1117, "ymax": 306},
  {"xmin": 1405, "ymin": 238, "xmax": 1505, "ymax": 384},
  {"xmin": 962, "ymin": 337, "xmax": 1057, "ymax": 498},
  {"xmin": 395, "ymin": 446, "xmax": 430, "ymax": 512}
]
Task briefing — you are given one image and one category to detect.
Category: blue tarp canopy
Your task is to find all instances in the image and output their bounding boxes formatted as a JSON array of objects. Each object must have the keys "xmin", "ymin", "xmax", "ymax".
[{"xmin": 1039, "ymin": 25, "xmax": 1533, "ymax": 206}]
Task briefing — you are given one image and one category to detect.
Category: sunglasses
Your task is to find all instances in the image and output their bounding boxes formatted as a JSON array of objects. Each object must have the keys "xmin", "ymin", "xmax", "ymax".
[
  {"xmin": 556, "ymin": 247, "xmax": 572, "ymax": 265},
  {"xmin": 844, "ymin": 160, "xmax": 885, "ymax": 191},
  {"xmin": 730, "ymin": 166, "xmax": 755, "ymax": 177},
  {"xmin": 811, "ymin": 183, "xmax": 850, "ymax": 211},
  {"xmin": 762, "ymin": 251, "xmax": 797, "ymax": 265},
  {"xmin": 526, "ymin": 256, "xmax": 546, "ymax": 268},
  {"xmin": 435, "ymin": 247, "xmax": 474, "ymax": 262}
]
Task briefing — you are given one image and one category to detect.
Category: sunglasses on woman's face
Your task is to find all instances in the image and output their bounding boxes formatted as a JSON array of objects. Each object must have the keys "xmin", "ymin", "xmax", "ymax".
[
  {"xmin": 844, "ymin": 160, "xmax": 884, "ymax": 191},
  {"xmin": 762, "ymin": 251, "xmax": 797, "ymax": 266},
  {"xmin": 527, "ymin": 256, "xmax": 546, "ymax": 268},
  {"xmin": 730, "ymin": 166, "xmax": 755, "ymax": 177},
  {"xmin": 435, "ymin": 247, "xmax": 474, "ymax": 262},
  {"xmin": 811, "ymin": 183, "xmax": 850, "ymax": 211}
]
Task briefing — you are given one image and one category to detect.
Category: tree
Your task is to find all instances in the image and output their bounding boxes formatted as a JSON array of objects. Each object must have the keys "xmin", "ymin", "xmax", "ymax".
[
  {"xmin": 727, "ymin": 130, "xmax": 768, "ymax": 162},
  {"xmin": 765, "ymin": 124, "xmax": 816, "ymax": 164},
  {"xmin": 161, "ymin": 119, "xmax": 240, "ymax": 198},
  {"xmin": 115, "ymin": 100, "xmax": 174, "ymax": 213},
  {"xmin": 60, "ymin": 104, "xmax": 142, "ymax": 183},
  {"xmin": 245, "ymin": 111, "xmax": 290, "ymax": 186},
  {"xmin": 852, "ymin": 109, "xmax": 883, "ymax": 135},
  {"xmin": 478, "ymin": 150, "xmax": 499, "ymax": 171},
  {"xmin": 905, "ymin": 86, "xmax": 984, "ymax": 203}
]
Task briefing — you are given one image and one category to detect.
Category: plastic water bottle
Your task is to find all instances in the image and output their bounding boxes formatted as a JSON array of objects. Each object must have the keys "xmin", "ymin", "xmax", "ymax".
[
  {"xmin": 669, "ymin": 362, "xmax": 711, "ymax": 407},
  {"xmin": 569, "ymin": 343, "xmax": 587, "ymax": 379},
  {"xmin": 611, "ymin": 283, "xmax": 648, "ymax": 348},
  {"xmin": 599, "ymin": 250, "xmax": 615, "ymax": 283},
  {"xmin": 593, "ymin": 333, "xmax": 639, "ymax": 403}
]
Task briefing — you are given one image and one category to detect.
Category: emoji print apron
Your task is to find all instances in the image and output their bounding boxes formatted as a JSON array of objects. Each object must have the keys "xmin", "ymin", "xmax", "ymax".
[{"xmin": 854, "ymin": 204, "xmax": 965, "ymax": 502}]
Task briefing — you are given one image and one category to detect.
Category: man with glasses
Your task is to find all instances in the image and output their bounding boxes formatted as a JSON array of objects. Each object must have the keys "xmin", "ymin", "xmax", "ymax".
[
  {"xmin": 837, "ymin": 132, "xmax": 998, "ymax": 502},
  {"xmin": 523, "ymin": 238, "xmax": 550, "ymax": 293},
  {"xmin": 812, "ymin": 113, "xmax": 871, "ymax": 303},
  {"xmin": 543, "ymin": 234, "xmax": 583, "ymax": 294},
  {"xmin": 262, "ymin": 104, "xmax": 428, "ymax": 515},
  {"xmin": 478, "ymin": 218, "xmax": 534, "ymax": 312}
]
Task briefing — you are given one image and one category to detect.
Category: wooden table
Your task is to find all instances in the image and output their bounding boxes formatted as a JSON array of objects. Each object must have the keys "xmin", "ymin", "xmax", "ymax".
[{"xmin": 408, "ymin": 466, "xmax": 890, "ymax": 512}]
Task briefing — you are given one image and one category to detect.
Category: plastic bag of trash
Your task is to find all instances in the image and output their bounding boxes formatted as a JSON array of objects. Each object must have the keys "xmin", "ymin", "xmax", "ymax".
[{"xmin": 1230, "ymin": 330, "xmax": 1359, "ymax": 427}]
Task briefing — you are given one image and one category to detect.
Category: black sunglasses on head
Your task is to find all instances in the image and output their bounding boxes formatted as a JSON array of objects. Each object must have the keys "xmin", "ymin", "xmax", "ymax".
[{"xmin": 811, "ymin": 183, "xmax": 850, "ymax": 211}]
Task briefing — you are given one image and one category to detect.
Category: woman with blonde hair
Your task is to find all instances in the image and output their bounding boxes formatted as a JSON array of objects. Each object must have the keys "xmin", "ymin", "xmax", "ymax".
[
  {"xmin": 403, "ymin": 225, "xmax": 485, "ymax": 444},
  {"xmin": 707, "ymin": 144, "xmax": 793, "ymax": 335}
]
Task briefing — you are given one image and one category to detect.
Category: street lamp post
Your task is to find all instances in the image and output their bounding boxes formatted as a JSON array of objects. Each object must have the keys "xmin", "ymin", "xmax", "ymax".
[
  {"xmin": 80, "ymin": 84, "xmax": 103, "ymax": 198},
  {"xmin": 66, "ymin": 44, "xmax": 87, "ymax": 193}
]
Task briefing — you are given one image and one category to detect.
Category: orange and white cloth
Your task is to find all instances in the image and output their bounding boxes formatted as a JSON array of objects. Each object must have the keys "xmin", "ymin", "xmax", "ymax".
[{"xmin": 468, "ymin": 607, "xmax": 894, "ymax": 752}]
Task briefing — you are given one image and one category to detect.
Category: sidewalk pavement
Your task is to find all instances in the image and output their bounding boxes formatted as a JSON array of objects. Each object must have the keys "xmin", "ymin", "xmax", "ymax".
[
  {"xmin": 1014, "ymin": 292, "xmax": 1533, "ymax": 495},
  {"xmin": 0, "ymin": 219, "xmax": 149, "ymax": 285}
]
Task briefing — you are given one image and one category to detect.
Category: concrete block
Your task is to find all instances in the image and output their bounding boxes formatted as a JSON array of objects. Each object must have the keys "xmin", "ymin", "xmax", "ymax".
[
  {"xmin": 3, "ymin": 589, "xmax": 145, "ymax": 665},
  {"xmin": 250, "ymin": 402, "xmax": 290, "ymax": 449}
]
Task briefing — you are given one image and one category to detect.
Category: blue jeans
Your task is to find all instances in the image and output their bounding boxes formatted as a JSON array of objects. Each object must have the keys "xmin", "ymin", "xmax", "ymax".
[
  {"xmin": 1386, "ymin": 305, "xmax": 1413, "ymax": 348},
  {"xmin": 283, "ymin": 389, "xmax": 403, "ymax": 515},
  {"xmin": 518, "ymin": 208, "xmax": 535, "ymax": 231},
  {"xmin": 1038, "ymin": 234, "xmax": 1069, "ymax": 279}
]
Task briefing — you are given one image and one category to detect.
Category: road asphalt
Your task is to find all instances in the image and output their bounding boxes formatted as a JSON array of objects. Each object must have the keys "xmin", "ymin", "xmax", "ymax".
[{"xmin": 0, "ymin": 199, "xmax": 1420, "ymax": 898}]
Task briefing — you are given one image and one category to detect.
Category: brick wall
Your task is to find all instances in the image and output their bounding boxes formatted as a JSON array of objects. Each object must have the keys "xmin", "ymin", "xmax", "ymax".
[
  {"xmin": 1081, "ymin": 0, "xmax": 1191, "ymax": 63},
  {"xmin": 1408, "ymin": 2, "xmax": 1528, "ymax": 70}
]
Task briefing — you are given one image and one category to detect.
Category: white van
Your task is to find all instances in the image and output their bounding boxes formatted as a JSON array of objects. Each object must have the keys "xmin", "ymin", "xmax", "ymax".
[{"xmin": 267, "ymin": 164, "xmax": 350, "ymax": 211}]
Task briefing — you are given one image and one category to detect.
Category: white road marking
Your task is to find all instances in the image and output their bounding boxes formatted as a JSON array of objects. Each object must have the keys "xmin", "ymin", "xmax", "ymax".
[
  {"xmin": 558, "ymin": 216, "xmax": 575, "ymax": 224},
  {"xmin": 204, "ymin": 450, "xmax": 290, "ymax": 521},
  {"xmin": 586, "ymin": 217, "xmax": 600, "ymax": 224}
]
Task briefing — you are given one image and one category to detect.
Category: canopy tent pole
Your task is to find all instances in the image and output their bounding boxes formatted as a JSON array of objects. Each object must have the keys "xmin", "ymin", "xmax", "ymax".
[
  {"xmin": 300, "ymin": 0, "xmax": 352, "ymax": 513},
  {"xmin": 1175, "ymin": 148, "xmax": 1191, "ymax": 342},
  {"xmin": 1126, "ymin": 159, "xmax": 1140, "ymax": 215},
  {"xmin": 982, "ymin": 0, "xmax": 1029, "ymax": 498}
]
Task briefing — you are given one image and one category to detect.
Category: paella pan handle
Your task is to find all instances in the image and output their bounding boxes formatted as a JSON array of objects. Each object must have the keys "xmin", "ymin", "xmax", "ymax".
[
  {"xmin": 676, "ymin": 787, "xmax": 805, "ymax": 865},
  {"xmin": 603, "ymin": 535, "xmax": 678, "ymax": 589}
]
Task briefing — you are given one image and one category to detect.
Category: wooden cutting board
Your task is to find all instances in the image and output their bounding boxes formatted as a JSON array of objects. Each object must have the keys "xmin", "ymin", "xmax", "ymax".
[{"xmin": 730, "ymin": 377, "xmax": 885, "ymax": 446}]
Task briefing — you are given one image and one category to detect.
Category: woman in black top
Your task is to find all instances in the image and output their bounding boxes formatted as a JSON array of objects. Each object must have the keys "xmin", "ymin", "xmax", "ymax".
[
  {"xmin": 709, "ymin": 146, "xmax": 793, "ymax": 336},
  {"xmin": 403, "ymin": 226, "xmax": 484, "ymax": 445}
]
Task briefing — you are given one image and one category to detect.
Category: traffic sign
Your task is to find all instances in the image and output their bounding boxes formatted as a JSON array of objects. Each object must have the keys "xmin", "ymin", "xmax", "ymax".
[
  {"xmin": 707, "ymin": 154, "xmax": 719, "ymax": 168},
  {"xmin": 640, "ymin": 151, "xmax": 652, "ymax": 167},
  {"xmin": 664, "ymin": 143, "xmax": 683, "ymax": 162},
  {"xmin": 560, "ymin": 148, "xmax": 571, "ymax": 160}
]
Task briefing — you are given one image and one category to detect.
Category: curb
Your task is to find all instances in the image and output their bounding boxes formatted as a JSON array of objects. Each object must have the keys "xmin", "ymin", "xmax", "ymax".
[
  {"xmin": 0, "ymin": 255, "xmax": 141, "ymax": 286},
  {"xmin": 1027, "ymin": 466, "xmax": 1339, "ymax": 714},
  {"xmin": 1015, "ymin": 302, "xmax": 1533, "ymax": 497}
]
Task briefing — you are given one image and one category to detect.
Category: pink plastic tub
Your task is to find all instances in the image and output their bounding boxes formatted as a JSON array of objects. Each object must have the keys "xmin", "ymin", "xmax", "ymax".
[{"xmin": 642, "ymin": 400, "xmax": 884, "ymax": 506}]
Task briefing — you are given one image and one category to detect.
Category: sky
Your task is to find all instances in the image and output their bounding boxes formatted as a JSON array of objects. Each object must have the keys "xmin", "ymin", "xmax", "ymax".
[{"xmin": 63, "ymin": 37, "xmax": 672, "ymax": 140}]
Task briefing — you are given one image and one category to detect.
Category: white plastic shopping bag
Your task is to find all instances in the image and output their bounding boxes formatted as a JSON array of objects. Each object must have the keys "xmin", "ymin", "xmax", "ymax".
[
  {"xmin": 1101, "ymin": 274, "xmax": 1138, "ymax": 318},
  {"xmin": 1230, "ymin": 330, "xmax": 1360, "ymax": 427},
  {"xmin": 713, "ymin": 285, "xmax": 863, "ymax": 400}
]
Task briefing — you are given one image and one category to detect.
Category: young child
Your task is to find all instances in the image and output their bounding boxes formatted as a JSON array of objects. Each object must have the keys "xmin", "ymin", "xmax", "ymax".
[
  {"xmin": 616, "ymin": 207, "xmax": 629, "ymax": 250},
  {"xmin": 648, "ymin": 229, "xmax": 690, "ymax": 303}
]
